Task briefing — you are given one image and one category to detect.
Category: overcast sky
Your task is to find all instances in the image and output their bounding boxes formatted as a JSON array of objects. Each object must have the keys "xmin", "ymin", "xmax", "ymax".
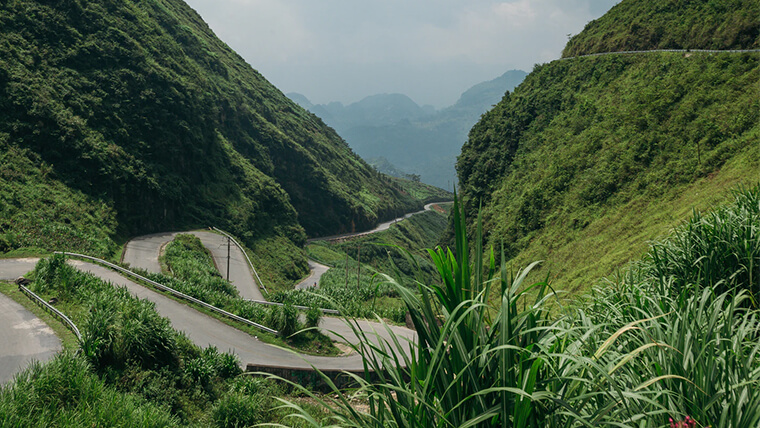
[{"xmin": 184, "ymin": 0, "xmax": 621, "ymax": 108}]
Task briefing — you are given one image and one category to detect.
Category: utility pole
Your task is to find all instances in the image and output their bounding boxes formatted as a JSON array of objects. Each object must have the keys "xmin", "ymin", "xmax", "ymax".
[
  {"xmin": 226, "ymin": 236, "xmax": 231, "ymax": 281},
  {"xmin": 356, "ymin": 244, "xmax": 361, "ymax": 291}
]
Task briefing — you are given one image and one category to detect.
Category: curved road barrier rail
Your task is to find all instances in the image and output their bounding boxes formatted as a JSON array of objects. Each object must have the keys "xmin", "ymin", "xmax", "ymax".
[
  {"xmin": 55, "ymin": 252, "xmax": 278, "ymax": 335},
  {"xmin": 212, "ymin": 227, "xmax": 268, "ymax": 295},
  {"xmin": 18, "ymin": 283, "xmax": 82, "ymax": 342}
]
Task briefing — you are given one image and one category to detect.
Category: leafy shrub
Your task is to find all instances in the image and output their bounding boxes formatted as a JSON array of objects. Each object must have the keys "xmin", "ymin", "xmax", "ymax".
[
  {"xmin": 268, "ymin": 303, "xmax": 300, "ymax": 337},
  {"xmin": 0, "ymin": 353, "xmax": 178, "ymax": 427},
  {"xmin": 276, "ymin": 193, "xmax": 760, "ymax": 426},
  {"xmin": 211, "ymin": 392, "xmax": 266, "ymax": 428},
  {"xmin": 305, "ymin": 306, "xmax": 321, "ymax": 329}
]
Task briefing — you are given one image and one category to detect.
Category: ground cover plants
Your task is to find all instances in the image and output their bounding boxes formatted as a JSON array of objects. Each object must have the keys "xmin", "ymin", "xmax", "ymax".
[
  {"xmin": 458, "ymin": 49, "xmax": 760, "ymax": 294},
  {"xmin": 0, "ymin": 254, "xmax": 328, "ymax": 427},
  {"xmin": 277, "ymin": 187, "xmax": 760, "ymax": 427}
]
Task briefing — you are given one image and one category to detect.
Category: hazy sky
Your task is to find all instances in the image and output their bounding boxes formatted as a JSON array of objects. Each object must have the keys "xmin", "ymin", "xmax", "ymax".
[{"xmin": 184, "ymin": 0, "xmax": 621, "ymax": 108}]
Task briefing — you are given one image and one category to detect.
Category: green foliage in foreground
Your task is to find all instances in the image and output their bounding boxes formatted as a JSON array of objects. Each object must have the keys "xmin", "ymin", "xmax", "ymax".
[
  {"xmin": 1, "ymin": 255, "xmax": 323, "ymax": 426},
  {"xmin": 277, "ymin": 190, "xmax": 760, "ymax": 427},
  {"xmin": 0, "ymin": 352, "xmax": 178, "ymax": 427},
  {"xmin": 648, "ymin": 184, "xmax": 760, "ymax": 303},
  {"xmin": 563, "ymin": 0, "xmax": 760, "ymax": 57},
  {"xmin": 458, "ymin": 50, "xmax": 760, "ymax": 293}
]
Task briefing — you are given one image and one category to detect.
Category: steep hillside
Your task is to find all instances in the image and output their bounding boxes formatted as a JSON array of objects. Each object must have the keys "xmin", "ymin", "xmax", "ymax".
[
  {"xmin": 0, "ymin": 0, "xmax": 426, "ymax": 275},
  {"xmin": 458, "ymin": 0, "xmax": 760, "ymax": 292}
]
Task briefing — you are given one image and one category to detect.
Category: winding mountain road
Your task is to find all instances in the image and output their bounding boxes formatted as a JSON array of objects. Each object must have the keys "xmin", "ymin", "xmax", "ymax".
[{"xmin": 0, "ymin": 203, "xmax": 448, "ymax": 378}]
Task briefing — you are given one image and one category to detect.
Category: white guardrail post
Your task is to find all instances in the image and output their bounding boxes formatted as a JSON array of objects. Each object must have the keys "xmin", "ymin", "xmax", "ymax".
[
  {"xmin": 18, "ymin": 283, "xmax": 82, "ymax": 342},
  {"xmin": 56, "ymin": 252, "xmax": 278, "ymax": 335},
  {"xmin": 212, "ymin": 227, "xmax": 268, "ymax": 295}
]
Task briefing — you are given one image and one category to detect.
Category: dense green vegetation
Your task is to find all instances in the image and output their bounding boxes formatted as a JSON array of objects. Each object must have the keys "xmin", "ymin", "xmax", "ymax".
[
  {"xmin": 0, "ymin": 255, "xmax": 326, "ymax": 427},
  {"xmin": 0, "ymin": 0, "xmax": 434, "ymax": 286},
  {"xmin": 281, "ymin": 188, "xmax": 760, "ymax": 427},
  {"xmin": 563, "ymin": 0, "xmax": 760, "ymax": 57},
  {"xmin": 459, "ymin": 47, "xmax": 759, "ymax": 292}
]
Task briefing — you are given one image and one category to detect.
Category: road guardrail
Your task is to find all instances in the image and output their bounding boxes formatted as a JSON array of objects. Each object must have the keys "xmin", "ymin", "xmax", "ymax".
[{"xmin": 18, "ymin": 282, "xmax": 82, "ymax": 342}]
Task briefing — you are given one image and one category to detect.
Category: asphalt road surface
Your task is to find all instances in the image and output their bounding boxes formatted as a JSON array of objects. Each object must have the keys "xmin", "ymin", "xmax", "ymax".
[
  {"xmin": 71, "ymin": 259, "xmax": 411, "ymax": 370},
  {"xmin": 0, "ymin": 258, "xmax": 62, "ymax": 384},
  {"xmin": 294, "ymin": 259, "xmax": 329, "ymax": 290},
  {"xmin": 123, "ymin": 230, "xmax": 264, "ymax": 301}
]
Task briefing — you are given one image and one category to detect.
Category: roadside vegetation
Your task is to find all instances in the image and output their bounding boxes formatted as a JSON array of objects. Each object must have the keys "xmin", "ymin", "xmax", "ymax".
[
  {"xmin": 153, "ymin": 233, "xmax": 337, "ymax": 355},
  {"xmin": 0, "ymin": 255, "xmax": 327, "ymax": 427},
  {"xmin": 279, "ymin": 186, "xmax": 760, "ymax": 427},
  {"xmin": 3, "ymin": 185, "xmax": 758, "ymax": 426}
]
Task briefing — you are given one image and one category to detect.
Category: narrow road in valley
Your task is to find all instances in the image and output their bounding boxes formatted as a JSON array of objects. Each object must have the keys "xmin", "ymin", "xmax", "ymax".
[
  {"xmin": 122, "ymin": 230, "xmax": 417, "ymax": 364},
  {"xmin": 0, "ymin": 257, "xmax": 414, "ymax": 371},
  {"xmin": 308, "ymin": 203, "xmax": 441, "ymax": 243},
  {"xmin": 0, "ymin": 259, "xmax": 62, "ymax": 384},
  {"xmin": 294, "ymin": 259, "xmax": 329, "ymax": 290},
  {"xmin": 69, "ymin": 259, "xmax": 401, "ymax": 370},
  {"xmin": 300, "ymin": 202, "xmax": 447, "ymax": 289}
]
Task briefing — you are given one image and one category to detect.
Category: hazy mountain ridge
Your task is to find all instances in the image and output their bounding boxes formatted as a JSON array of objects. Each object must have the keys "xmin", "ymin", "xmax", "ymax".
[
  {"xmin": 288, "ymin": 70, "xmax": 527, "ymax": 189},
  {"xmin": 458, "ymin": 0, "xmax": 760, "ymax": 291},
  {"xmin": 0, "ymin": 0, "xmax": 437, "ymax": 283}
]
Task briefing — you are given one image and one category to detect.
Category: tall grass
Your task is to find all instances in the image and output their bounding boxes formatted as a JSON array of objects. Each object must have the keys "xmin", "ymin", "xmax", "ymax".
[
  {"xmin": 0, "ymin": 352, "xmax": 179, "ymax": 427},
  {"xmin": 274, "ymin": 189, "xmax": 760, "ymax": 427},
  {"xmin": 161, "ymin": 234, "xmax": 238, "ymax": 297},
  {"xmin": 648, "ymin": 184, "xmax": 760, "ymax": 303},
  {"xmin": 590, "ymin": 272, "xmax": 760, "ymax": 427},
  {"xmin": 270, "ymin": 199, "xmax": 652, "ymax": 426},
  {"xmin": 270, "ymin": 261, "xmax": 408, "ymax": 323}
]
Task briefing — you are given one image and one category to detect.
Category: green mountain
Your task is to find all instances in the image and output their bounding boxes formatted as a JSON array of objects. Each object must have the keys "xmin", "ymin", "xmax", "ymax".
[
  {"xmin": 457, "ymin": 0, "xmax": 760, "ymax": 293},
  {"xmin": 0, "ymin": 0, "xmax": 438, "ymax": 283}
]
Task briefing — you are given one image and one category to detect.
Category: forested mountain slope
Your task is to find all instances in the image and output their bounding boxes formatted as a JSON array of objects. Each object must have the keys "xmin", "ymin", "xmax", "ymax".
[
  {"xmin": 0, "ymin": 0, "xmax": 428, "ymax": 281},
  {"xmin": 457, "ymin": 0, "xmax": 760, "ymax": 292}
]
